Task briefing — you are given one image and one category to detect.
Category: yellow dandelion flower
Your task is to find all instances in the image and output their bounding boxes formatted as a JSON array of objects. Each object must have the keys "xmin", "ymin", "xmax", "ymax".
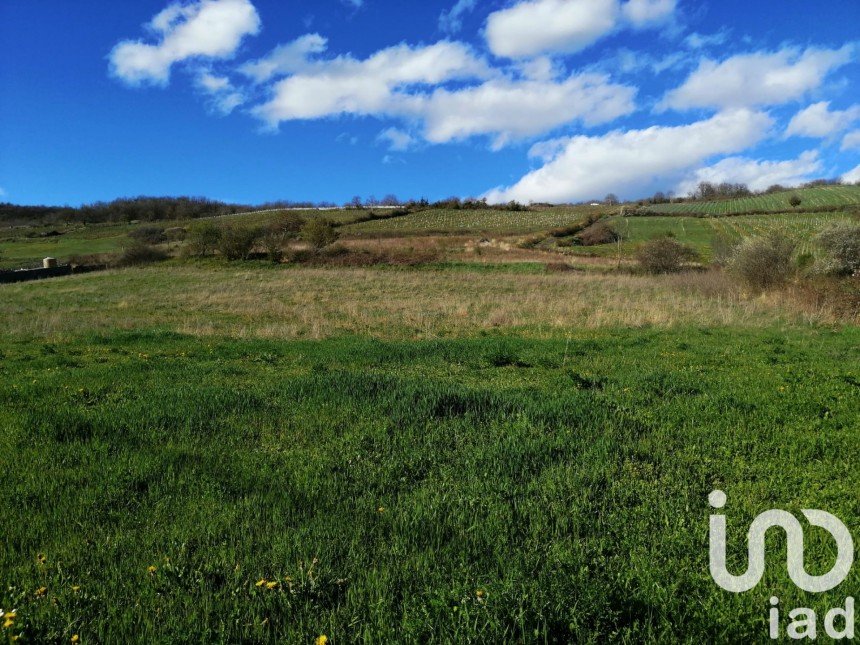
[
  {"xmin": 3, "ymin": 618, "xmax": 15, "ymax": 629},
  {"xmin": 266, "ymin": 581, "xmax": 278, "ymax": 590},
  {"xmin": 377, "ymin": 507, "xmax": 385, "ymax": 513},
  {"xmin": 476, "ymin": 589, "xmax": 485, "ymax": 598},
  {"xmin": 255, "ymin": 579, "xmax": 267, "ymax": 588},
  {"xmin": 3, "ymin": 613, "xmax": 16, "ymax": 620},
  {"xmin": 147, "ymin": 566, "xmax": 157, "ymax": 574},
  {"xmin": 71, "ymin": 586, "xmax": 81, "ymax": 592},
  {"xmin": 71, "ymin": 635, "xmax": 80, "ymax": 643},
  {"xmin": 315, "ymin": 635, "xmax": 328, "ymax": 645},
  {"xmin": 35, "ymin": 586, "xmax": 47, "ymax": 598}
]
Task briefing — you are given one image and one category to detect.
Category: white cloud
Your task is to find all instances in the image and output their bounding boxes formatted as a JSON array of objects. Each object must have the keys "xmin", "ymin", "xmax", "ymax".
[
  {"xmin": 843, "ymin": 164, "xmax": 860, "ymax": 184},
  {"xmin": 439, "ymin": 0, "xmax": 477, "ymax": 34},
  {"xmin": 401, "ymin": 73, "xmax": 636, "ymax": 148},
  {"xmin": 195, "ymin": 71, "xmax": 245, "ymax": 114},
  {"xmin": 109, "ymin": 0, "xmax": 260, "ymax": 85},
  {"xmin": 609, "ymin": 48, "xmax": 687, "ymax": 75},
  {"xmin": 378, "ymin": 127, "xmax": 416, "ymax": 151},
  {"xmin": 253, "ymin": 41, "xmax": 491, "ymax": 123},
  {"xmin": 485, "ymin": 0, "xmax": 619, "ymax": 59},
  {"xmin": 842, "ymin": 130, "xmax": 860, "ymax": 151},
  {"xmin": 238, "ymin": 34, "xmax": 328, "ymax": 83},
  {"xmin": 661, "ymin": 45, "xmax": 855, "ymax": 111},
  {"xmin": 675, "ymin": 151, "xmax": 823, "ymax": 195},
  {"xmin": 621, "ymin": 0, "xmax": 677, "ymax": 28},
  {"xmin": 251, "ymin": 38, "xmax": 635, "ymax": 148},
  {"xmin": 484, "ymin": 109, "xmax": 773, "ymax": 203},
  {"xmin": 484, "ymin": 0, "xmax": 678, "ymax": 59},
  {"xmin": 684, "ymin": 30, "xmax": 729, "ymax": 50},
  {"xmin": 786, "ymin": 101, "xmax": 860, "ymax": 139},
  {"xmin": 515, "ymin": 57, "xmax": 564, "ymax": 81}
]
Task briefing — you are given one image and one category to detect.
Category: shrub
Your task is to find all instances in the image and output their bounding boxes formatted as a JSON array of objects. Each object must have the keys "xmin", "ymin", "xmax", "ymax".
[
  {"xmin": 270, "ymin": 212, "xmax": 306, "ymax": 236},
  {"xmin": 164, "ymin": 227, "xmax": 187, "ymax": 242},
  {"xmin": 815, "ymin": 222, "xmax": 860, "ymax": 275},
  {"xmin": 636, "ymin": 238, "xmax": 699, "ymax": 274},
  {"xmin": 260, "ymin": 213, "xmax": 305, "ymax": 262},
  {"xmin": 730, "ymin": 233, "xmax": 796, "ymax": 290},
  {"xmin": 116, "ymin": 241, "xmax": 168, "ymax": 267},
  {"xmin": 128, "ymin": 225, "xmax": 167, "ymax": 245},
  {"xmin": 186, "ymin": 221, "xmax": 222, "ymax": 257},
  {"xmin": 218, "ymin": 225, "xmax": 260, "ymax": 261},
  {"xmin": 710, "ymin": 234, "xmax": 740, "ymax": 267},
  {"xmin": 301, "ymin": 218, "xmax": 339, "ymax": 251},
  {"xmin": 545, "ymin": 262, "xmax": 576, "ymax": 273},
  {"xmin": 789, "ymin": 195, "xmax": 802, "ymax": 208},
  {"xmin": 576, "ymin": 222, "xmax": 619, "ymax": 246}
]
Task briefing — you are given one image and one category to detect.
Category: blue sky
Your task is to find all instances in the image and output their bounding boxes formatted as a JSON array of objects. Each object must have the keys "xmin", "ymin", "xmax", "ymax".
[{"xmin": 1, "ymin": 0, "xmax": 859, "ymax": 206}]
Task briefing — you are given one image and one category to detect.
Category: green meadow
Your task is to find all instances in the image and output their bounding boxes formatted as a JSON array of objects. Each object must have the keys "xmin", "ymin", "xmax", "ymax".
[
  {"xmin": 1, "ymin": 196, "xmax": 858, "ymax": 642},
  {"xmin": 2, "ymin": 327, "xmax": 858, "ymax": 642},
  {"xmin": 566, "ymin": 211, "xmax": 855, "ymax": 260}
]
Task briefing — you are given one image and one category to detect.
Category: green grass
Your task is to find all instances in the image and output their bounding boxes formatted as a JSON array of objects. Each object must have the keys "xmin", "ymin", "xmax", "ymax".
[
  {"xmin": 2, "ymin": 328, "xmax": 858, "ymax": 642},
  {"xmin": 0, "ymin": 210, "xmax": 372, "ymax": 268},
  {"xmin": 568, "ymin": 211, "xmax": 853, "ymax": 260},
  {"xmin": 344, "ymin": 206, "xmax": 609, "ymax": 235},
  {"xmin": 0, "ymin": 223, "xmax": 139, "ymax": 268},
  {"xmin": 643, "ymin": 185, "xmax": 860, "ymax": 216}
]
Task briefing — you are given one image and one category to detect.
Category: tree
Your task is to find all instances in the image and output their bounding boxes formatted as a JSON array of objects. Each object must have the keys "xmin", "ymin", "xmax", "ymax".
[
  {"xmin": 380, "ymin": 194, "xmax": 400, "ymax": 206},
  {"xmin": 217, "ymin": 225, "xmax": 259, "ymax": 261},
  {"xmin": 261, "ymin": 213, "xmax": 305, "ymax": 262},
  {"xmin": 186, "ymin": 221, "xmax": 222, "ymax": 257},
  {"xmin": 301, "ymin": 218, "xmax": 339, "ymax": 251},
  {"xmin": 604, "ymin": 193, "xmax": 620, "ymax": 206}
]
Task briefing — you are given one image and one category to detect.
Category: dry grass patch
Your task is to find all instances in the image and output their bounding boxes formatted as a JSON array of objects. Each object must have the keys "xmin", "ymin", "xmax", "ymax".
[{"xmin": 0, "ymin": 264, "xmax": 843, "ymax": 341}]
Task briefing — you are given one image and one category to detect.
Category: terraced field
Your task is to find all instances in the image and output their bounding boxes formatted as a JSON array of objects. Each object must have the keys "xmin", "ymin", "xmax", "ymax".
[
  {"xmin": 344, "ymin": 206, "xmax": 608, "ymax": 235},
  {"xmin": 643, "ymin": 184, "xmax": 860, "ymax": 215}
]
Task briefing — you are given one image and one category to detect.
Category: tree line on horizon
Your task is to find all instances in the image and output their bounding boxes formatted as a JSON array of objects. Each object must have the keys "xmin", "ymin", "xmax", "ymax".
[{"xmin": 2, "ymin": 176, "xmax": 856, "ymax": 226}]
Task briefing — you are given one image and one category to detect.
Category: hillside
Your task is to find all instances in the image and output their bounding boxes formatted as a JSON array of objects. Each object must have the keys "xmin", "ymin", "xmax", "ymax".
[{"xmin": 642, "ymin": 184, "xmax": 860, "ymax": 216}]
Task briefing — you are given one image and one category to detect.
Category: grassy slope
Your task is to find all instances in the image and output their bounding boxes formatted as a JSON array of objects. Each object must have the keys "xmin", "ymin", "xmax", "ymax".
[
  {"xmin": 1, "ymin": 328, "xmax": 858, "ymax": 642},
  {"xmin": 568, "ymin": 211, "xmax": 853, "ymax": 260},
  {"xmin": 0, "ymin": 224, "xmax": 139, "ymax": 268},
  {"xmin": 0, "ymin": 210, "xmax": 368, "ymax": 269},
  {"xmin": 343, "ymin": 206, "xmax": 609, "ymax": 236},
  {"xmin": 642, "ymin": 184, "xmax": 860, "ymax": 215}
]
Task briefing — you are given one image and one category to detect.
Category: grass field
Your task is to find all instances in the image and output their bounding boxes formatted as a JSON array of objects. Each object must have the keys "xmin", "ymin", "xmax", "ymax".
[
  {"xmin": 2, "ymin": 205, "xmax": 858, "ymax": 642},
  {"xmin": 0, "ymin": 263, "xmax": 833, "ymax": 340},
  {"xmin": 569, "ymin": 211, "xmax": 854, "ymax": 260},
  {"xmin": 0, "ymin": 223, "xmax": 140, "ymax": 269},
  {"xmin": 642, "ymin": 184, "xmax": 860, "ymax": 216},
  {"xmin": 2, "ymin": 322, "xmax": 858, "ymax": 642}
]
